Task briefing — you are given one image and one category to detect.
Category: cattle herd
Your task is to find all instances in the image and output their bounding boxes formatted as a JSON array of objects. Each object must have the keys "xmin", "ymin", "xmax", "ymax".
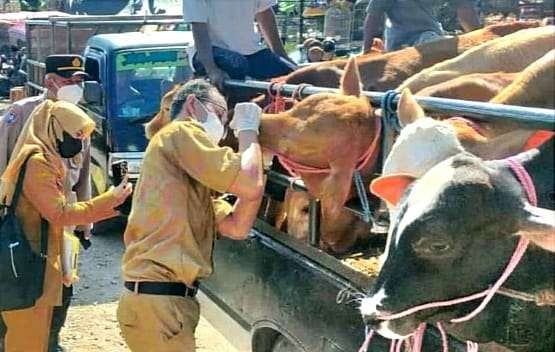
[{"xmin": 151, "ymin": 20, "xmax": 555, "ymax": 351}]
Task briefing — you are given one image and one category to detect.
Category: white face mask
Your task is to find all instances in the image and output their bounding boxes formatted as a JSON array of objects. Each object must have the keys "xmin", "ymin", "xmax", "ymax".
[
  {"xmin": 57, "ymin": 84, "xmax": 84, "ymax": 104},
  {"xmin": 201, "ymin": 111, "xmax": 225, "ymax": 144}
]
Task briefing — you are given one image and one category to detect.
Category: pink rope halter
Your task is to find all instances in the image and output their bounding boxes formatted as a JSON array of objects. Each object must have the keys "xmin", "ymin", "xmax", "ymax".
[
  {"xmin": 360, "ymin": 156, "xmax": 536, "ymax": 352},
  {"xmin": 275, "ymin": 116, "xmax": 382, "ymax": 178}
]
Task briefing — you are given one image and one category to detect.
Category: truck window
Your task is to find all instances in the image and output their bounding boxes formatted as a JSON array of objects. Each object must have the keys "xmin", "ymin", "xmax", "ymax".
[
  {"xmin": 85, "ymin": 57, "xmax": 105, "ymax": 114},
  {"xmin": 85, "ymin": 58, "xmax": 101, "ymax": 83},
  {"xmin": 115, "ymin": 49, "xmax": 192, "ymax": 120}
]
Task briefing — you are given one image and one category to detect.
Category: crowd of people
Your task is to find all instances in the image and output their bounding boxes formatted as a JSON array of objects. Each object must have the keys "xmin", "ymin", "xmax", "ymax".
[{"xmin": 1, "ymin": 1, "xmax": 550, "ymax": 352}]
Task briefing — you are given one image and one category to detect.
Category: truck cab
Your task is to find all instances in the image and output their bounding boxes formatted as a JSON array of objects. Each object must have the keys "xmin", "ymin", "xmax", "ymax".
[{"xmin": 81, "ymin": 31, "xmax": 195, "ymax": 192}]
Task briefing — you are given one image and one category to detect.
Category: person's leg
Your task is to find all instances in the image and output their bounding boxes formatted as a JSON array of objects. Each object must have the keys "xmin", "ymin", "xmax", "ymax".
[
  {"xmin": 192, "ymin": 47, "xmax": 249, "ymax": 80},
  {"xmin": 117, "ymin": 291, "xmax": 200, "ymax": 352},
  {"xmin": 246, "ymin": 49, "xmax": 294, "ymax": 80},
  {"xmin": 412, "ymin": 30, "xmax": 445, "ymax": 47},
  {"xmin": 2, "ymin": 305, "xmax": 53, "ymax": 352},
  {"xmin": 48, "ymin": 285, "xmax": 73, "ymax": 352}
]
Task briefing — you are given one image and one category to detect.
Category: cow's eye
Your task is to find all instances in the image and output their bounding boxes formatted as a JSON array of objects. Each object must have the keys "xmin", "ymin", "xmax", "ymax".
[{"xmin": 412, "ymin": 237, "xmax": 452, "ymax": 257}]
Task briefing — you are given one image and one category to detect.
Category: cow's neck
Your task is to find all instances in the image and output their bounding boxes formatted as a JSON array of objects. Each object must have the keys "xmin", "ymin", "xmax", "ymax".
[
  {"xmin": 505, "ymin": 139, "xmax": 554, "ymax": 292},
  {"xmin": 464, "ymin": 129, "xmax": 536, "ymax": 160}
]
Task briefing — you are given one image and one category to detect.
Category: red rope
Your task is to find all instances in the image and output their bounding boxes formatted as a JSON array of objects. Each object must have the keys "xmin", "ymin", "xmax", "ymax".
[{"xmin": 275, "ymin": 116, "xmax": 382, "ymax": 177}]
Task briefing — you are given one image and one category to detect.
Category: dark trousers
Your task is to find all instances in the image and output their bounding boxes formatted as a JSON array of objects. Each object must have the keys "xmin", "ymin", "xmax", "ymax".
[
  {"xmin": 0, "ymin": 285, "xmax": 73, "ymax": 352},
  {"xmin": 192, "ymin": 47, "xmax": 294, "ymax": 80}
]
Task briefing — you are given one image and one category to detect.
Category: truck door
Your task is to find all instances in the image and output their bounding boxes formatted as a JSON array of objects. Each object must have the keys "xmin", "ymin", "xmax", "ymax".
[{"xmin": 83, "ymin": 49, "xmax": 109, "ymax": 194}]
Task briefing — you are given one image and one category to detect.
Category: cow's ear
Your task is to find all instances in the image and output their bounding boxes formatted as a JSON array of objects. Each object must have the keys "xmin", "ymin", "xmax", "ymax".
[
  {"xmin": 340, "ymin": 57, "xmax": 362, "ymax": 97},
  {"xmin": 398, "ymin": 88, "xmax": 426, "ymax": 127},
  {"xmin": 370, "ymin": 173, "xmax": 417, "ymax": 206},
  {"xmin": 519, "ymin": 203, "xmax": 555, "ymax": 252}
]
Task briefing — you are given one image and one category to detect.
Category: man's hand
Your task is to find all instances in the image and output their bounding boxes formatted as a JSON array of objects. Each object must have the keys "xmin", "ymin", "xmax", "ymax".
[
  {"xmin": 207, "ymin": 67, "xmax": 229, "ymax": 91},
  {"xmin": 230, "ymin": 103, "xmax": 262, "ymax": 137}
]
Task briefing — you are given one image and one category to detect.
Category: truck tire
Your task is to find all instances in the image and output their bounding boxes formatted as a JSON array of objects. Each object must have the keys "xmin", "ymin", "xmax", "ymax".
[{"xmin": 271, "ymin": 336, "xmax": 303, "ymax": 352}]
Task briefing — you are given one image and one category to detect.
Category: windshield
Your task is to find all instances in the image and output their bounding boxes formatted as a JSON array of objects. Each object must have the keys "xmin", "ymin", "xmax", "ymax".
[{"xmin": 115, "ymin": 49, "xmax": 192, "ymax": 122}]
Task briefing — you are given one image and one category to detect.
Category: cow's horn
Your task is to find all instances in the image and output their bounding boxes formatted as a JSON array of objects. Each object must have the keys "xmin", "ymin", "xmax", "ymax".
[{"xmin": 518, "ymin": 202, "xmax": 555, "ymax": 252}]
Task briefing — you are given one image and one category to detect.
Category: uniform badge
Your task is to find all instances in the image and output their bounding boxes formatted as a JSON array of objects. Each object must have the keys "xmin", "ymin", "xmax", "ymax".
[
  {"xmin": 5, "ymin": 111, "xmax": 17, "ymax": 124},
  {"xmin": 72, "ymin": 58, "xmax": 82, "ymax": 67}
]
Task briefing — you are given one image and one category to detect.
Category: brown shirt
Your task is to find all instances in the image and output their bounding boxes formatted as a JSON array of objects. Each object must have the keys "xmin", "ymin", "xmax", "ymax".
[
  {"xmin": 16, "ymin": 153, "xmax": 120, "ymax": 306},
  {"xmin": 122, "ymin": 119, "xmax": 241, "ymax": 286}
]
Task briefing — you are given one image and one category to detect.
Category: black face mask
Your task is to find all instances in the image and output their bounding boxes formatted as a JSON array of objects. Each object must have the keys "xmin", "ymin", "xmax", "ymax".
[{"xmin": 57, "ymin": 131, "xmax": 83, "ymax": 159}]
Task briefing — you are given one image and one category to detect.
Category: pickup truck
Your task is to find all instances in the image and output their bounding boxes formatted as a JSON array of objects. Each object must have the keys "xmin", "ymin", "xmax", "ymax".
[
  {"xmin": 22, "ymin": 15, "xmax": 469, "ymax": 352},
  {"xmin": 23, "ymin": 14, "xmax": 190, "ymax": 193}
]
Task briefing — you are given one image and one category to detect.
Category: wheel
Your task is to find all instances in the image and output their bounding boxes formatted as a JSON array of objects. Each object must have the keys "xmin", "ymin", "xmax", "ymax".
[{"xmin": 271, "ymin": 336, "xmax": 302, "ymax": 352}]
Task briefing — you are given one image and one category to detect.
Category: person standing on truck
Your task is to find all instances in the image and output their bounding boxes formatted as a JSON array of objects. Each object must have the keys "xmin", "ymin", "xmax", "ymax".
[
  {"xmin": 117, "ymin": 79, "xmax": 265, "ymax": 351},
  {"xmin": 362, "ymin": 0, "xmax": 481, "ymax": 53},
  {"xmin": 183, "ymin": 0, "xmax": 296, "ymax": 89},
  {"xmin": 0, "ymin": 100, "xmax": 132, "ymax": 352},
  {"xmin": 0, "ymin": 54, "xmax": 92, "ymax": 352}
]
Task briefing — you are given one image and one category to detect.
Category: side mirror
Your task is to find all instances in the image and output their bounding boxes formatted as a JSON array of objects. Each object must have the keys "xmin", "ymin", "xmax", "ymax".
[{"xmin": 83, "ymin": 81, "xmax": 103, "ymax": 105}]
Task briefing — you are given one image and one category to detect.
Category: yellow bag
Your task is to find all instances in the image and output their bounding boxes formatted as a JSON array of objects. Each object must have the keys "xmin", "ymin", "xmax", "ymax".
[{"xmin": 62, "ymin": 232, "xmax": 81, "ymax": 287}]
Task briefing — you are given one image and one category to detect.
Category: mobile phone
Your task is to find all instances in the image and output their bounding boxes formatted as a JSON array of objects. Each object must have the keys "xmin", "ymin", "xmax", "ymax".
[
  {"xmin": 111, "ymin": 160, "xmax": 128, "ymax": 186},
  {"xmin": 111, "ymin": 160, "xmax": 132, "ymax": 215}
]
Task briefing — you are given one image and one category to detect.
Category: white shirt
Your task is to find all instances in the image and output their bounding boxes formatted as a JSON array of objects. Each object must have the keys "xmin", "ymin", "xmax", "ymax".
[{"xmin": 183, "ymin": 0, "xmax": 277, "ymax": 56}]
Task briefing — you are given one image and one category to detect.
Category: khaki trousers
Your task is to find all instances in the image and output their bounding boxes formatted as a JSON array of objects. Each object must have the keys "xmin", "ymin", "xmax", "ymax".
[
  {"xmin": 1, "ymin": 305, "xmax": 53, "ymax": 352},
  {"xmin": 117, "ymin": 290, "xmax": 200, "ymax": 352}
]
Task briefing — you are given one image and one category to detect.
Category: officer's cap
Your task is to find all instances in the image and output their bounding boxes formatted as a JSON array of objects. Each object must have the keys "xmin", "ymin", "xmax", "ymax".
[{"xmin": 45, "ymin": 55, "xmax": 88, "ymax": 78}]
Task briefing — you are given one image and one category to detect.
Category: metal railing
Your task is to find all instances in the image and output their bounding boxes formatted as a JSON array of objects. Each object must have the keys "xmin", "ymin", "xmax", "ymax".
[
  {"xmin": 225, "ymin": 79, "xmax": 555, "ymax": 130},
  {"xmin": 225, "ymin": 78, "xmax": 555, "ymax": 248}
]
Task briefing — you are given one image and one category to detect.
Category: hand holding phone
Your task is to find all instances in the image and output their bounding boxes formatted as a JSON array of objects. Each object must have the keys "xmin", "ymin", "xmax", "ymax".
[{"xmin": 111, "ymin": 161, "xmax": 133, "ymax": 215}]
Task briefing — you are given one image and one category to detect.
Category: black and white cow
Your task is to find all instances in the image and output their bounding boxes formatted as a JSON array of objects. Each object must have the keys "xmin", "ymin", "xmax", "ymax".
[{"xmin": 362, "ymin": 140, "xmax": 554, "ymax": 350}]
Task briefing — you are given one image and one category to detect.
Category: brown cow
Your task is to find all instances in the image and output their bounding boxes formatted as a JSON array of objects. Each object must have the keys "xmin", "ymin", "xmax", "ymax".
[
  {"xmin": 260, "ymin": 58, "xmax": 380, "ymax": 253},
  {"xmin": 275, "ymin": 190, "xmax": 371, "ymax": 252},
  {"xmin": 415, "ymin": 71, "xmax": 518, "ymax": 102},
  {"xmin": 275, "ymin": 21, "xmax": 538, "ymax": 91},
  {"xmin": 377, "ymin": 49, "xmax": 555, "ymax": 202},
  {"xmin": 399, "ymin": 25, "xmax": 554, "ymax": 93},
  {"xmin": 144, "ymin": 84, "xmax": 181, "ymax": 140}
]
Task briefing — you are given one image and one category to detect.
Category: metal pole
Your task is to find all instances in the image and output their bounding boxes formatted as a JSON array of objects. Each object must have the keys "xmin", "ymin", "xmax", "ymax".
[
  {"xmin": 224, "ymin": 79, "xmax": 555, "ymax": 130},
  {"xmin": 299, "ymin": 0, "xmax": 305, "ymax": 44},
  {"xmin": 308, "ymin": 199, "xmax": 321, "ymax": 247}
]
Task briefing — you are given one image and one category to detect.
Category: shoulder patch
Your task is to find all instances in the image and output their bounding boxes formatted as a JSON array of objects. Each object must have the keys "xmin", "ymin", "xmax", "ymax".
[{"xmin": 5, "ymin": 110, "xmax": 18, "ymax": 124}]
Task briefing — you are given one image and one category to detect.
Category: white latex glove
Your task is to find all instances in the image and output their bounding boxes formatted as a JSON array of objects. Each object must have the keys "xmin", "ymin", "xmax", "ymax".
[{"xmin": 230, "ymin": 102, "xmax": 262, "ymax": 136}]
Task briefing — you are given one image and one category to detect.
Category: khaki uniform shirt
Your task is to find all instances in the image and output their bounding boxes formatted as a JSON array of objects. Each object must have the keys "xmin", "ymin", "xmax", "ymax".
[
  {"xmin": 16, "ymin": 153, "xmax": 120, "ymax": 306},
  {"xmin": 122, "ymin": 119, "xmax": 241, "ymax": 286},
  {"xmin": 0, "ymin": 94, "xmax": 92, "ymax": 232}
]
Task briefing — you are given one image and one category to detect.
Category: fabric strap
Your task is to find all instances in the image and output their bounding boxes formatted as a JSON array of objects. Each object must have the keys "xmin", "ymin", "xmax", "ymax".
[{"xmin": 8, "ymin": 153, "xmax": 48, "ymax": 257}]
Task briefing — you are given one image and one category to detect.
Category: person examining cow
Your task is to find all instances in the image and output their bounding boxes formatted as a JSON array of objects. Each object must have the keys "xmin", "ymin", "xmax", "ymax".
[
  {"xmin": 0, "ymin": 54, "xmax": 95, "ymax": 352},
  {"xmin": 362, "ymin": 0, "xmax": 481, "ymax": 53},
  {"xmin": 0, "ymin": 100, "xmax": 132, "ymax": 352},
  {"xmin": 183, "ymin": 0, "xmax": 296, "ymax": 90},
  {"xmin": 117, "ymin": 79, "xmax": 265, "ymax": 351}
]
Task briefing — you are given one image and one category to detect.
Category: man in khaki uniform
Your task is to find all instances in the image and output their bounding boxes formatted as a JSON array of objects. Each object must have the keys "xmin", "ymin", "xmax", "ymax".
[
  {"xmin": 118, "ymin": 79, "xmax": 265, "ymax": 352},
  {"xmin": 0, "ymin": 55, "xmax": 91, "ymax": 352}
]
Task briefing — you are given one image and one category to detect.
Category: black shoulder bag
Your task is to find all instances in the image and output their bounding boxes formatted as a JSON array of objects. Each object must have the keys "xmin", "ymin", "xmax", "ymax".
[{"xmin": 0, "ymin": 155, "xmax": 48, "ymax": 311}]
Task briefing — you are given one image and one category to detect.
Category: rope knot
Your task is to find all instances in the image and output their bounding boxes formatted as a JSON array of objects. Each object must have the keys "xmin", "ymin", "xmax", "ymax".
[{"xmin": 380, "ymin": 90, "xmax": 402, "ymax": 132}]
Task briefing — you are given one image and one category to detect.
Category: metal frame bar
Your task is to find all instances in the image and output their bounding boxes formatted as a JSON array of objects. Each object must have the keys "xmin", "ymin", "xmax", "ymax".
[{"xmin": 225, "ymin": 79, "xmax": 555, "ymax": 130}]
